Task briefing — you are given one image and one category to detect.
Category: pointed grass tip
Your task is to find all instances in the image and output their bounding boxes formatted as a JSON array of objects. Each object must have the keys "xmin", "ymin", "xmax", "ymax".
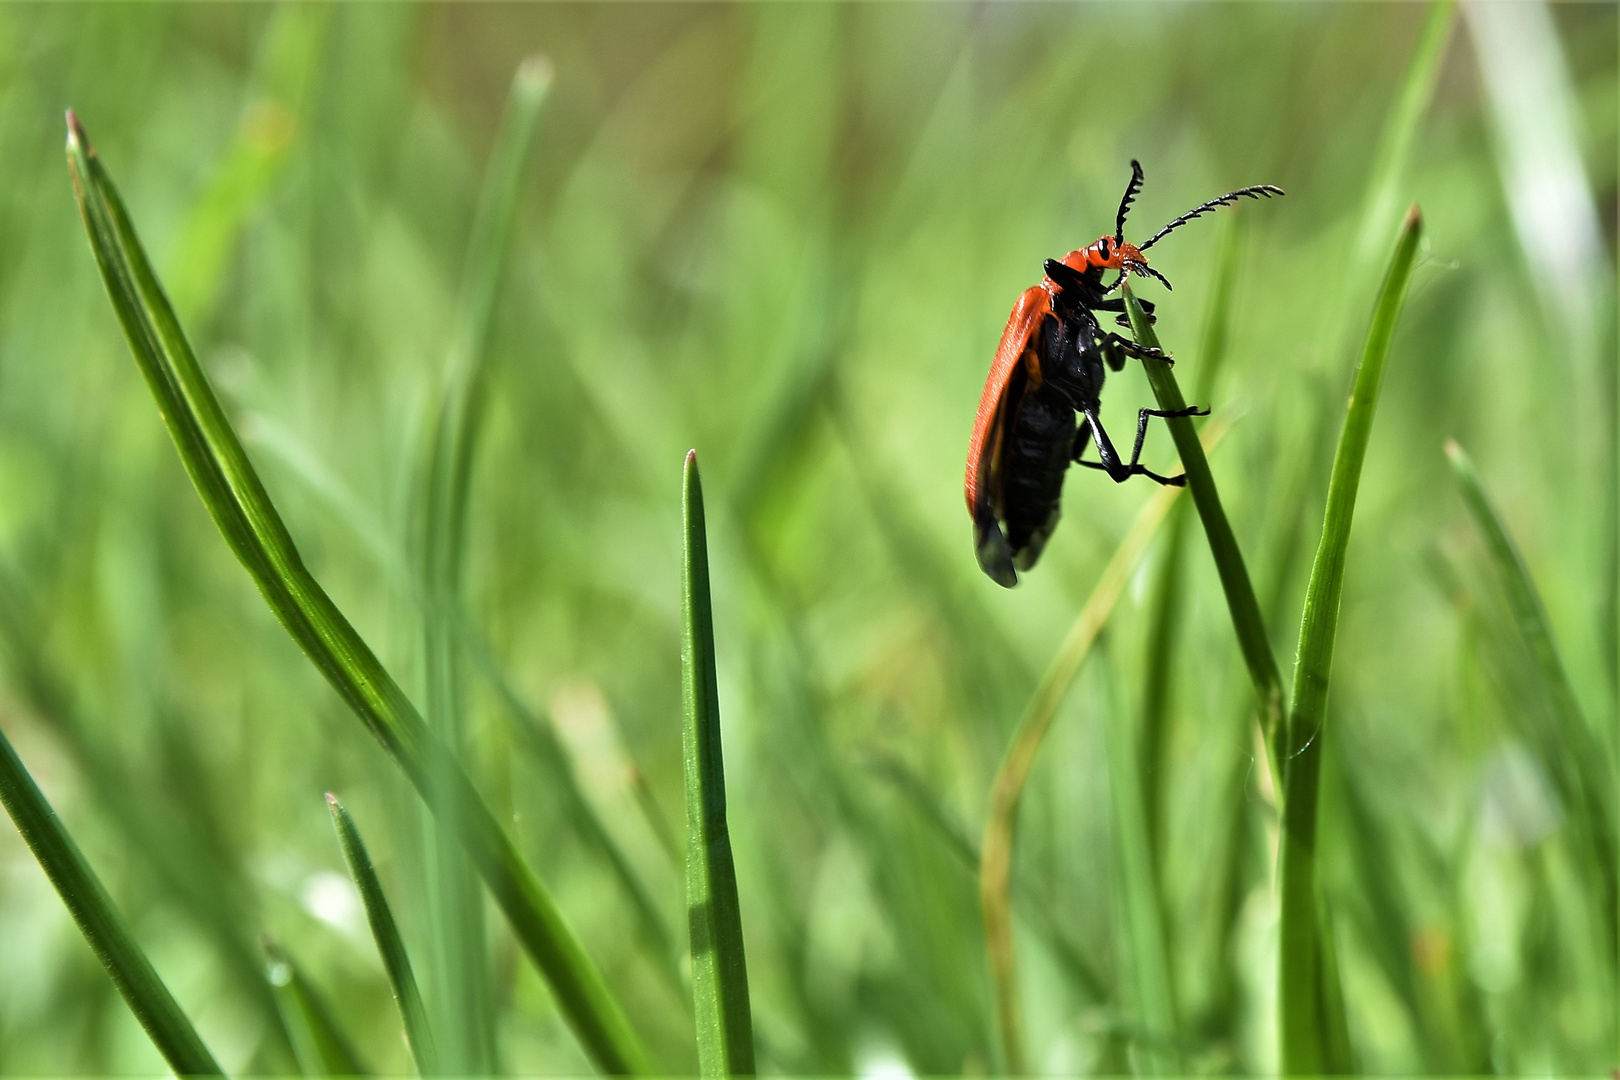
[
  {"xmin": 686, "ymin": 448, "xmax": 698, "ymax": 468},
  {"xmin": 1404, "ymin": 203, "xmax": 1423, "ymax": 230},
  {"xmin": 1442, "ymin": 437, "xmax": 1462, "ymax": 460},
  {"xmin": 517, "ymin": 54, "xmax": 555, "ymax": 92},
  {"xmin": 325, "ymin": 792, "xmax": 340, "ymax": 809},
  {"xmin": 65, "ymin": 109, "xmax": 91, "ymax": 155}
]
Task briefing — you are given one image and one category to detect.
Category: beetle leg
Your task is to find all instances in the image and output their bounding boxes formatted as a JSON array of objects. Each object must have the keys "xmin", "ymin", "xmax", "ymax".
[
  {"xmin": 1072, "ymin": 416, "xmax": 1093, "ymax": 462},
  {"xmin": 1092, "ymin": 297, "xmax": 1157, "ymax": 327},
  {"xmin": 1075, "ymin": 406, "xmax": 1199, "ymax": 487},
  {"xmin": 1102, "ymin": 332, "xmax": 1171, "ymax": 363}
]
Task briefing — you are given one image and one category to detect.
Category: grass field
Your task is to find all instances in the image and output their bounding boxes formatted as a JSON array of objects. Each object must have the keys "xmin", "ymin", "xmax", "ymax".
[{"xmin": 0, "ymin": 2, "xmax": 1614, "ymax": 1075}]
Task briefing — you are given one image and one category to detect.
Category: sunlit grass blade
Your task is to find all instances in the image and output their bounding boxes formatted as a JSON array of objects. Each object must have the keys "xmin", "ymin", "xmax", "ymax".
[
  {"xmin": 682, "ymin": 450, "xmax": 756, "ymax": 1077},
  {"xmin": 979, "ymin": 414, "xmax": 1230, "ymax": 1074},
  {"xmin": 1278, "ymin": 205, "xmax": 1423, "ymax": 1075},
  {"xmin": 1124, "ymin": 285, "xmax": 1286, "ymax": 785},
  {"xmin": 1444, "ymin": 439, "xmax": 1617, "ymax": 950},
  {"xmin": 327, "ymin": 794, "xmax": 439, "ymax": 1076},
  {"xmin": 417, "ymin": 55, "xmax": 552, "ymax": 1073},
  {"xmin": 65, "ymin": 112, "xmax": 650, "ymax": 1075},
  {"xmin": 264, "ymin": 937, "xmax": 369, "ymax": 1076},
  {"xmin": 0, "ymin": 720, "xmax": 222, "ymax": 1075}
]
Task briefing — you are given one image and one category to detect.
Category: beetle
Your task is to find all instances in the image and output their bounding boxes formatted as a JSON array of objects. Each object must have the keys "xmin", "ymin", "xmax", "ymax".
[{"xmin": 965, "ymin": 161, "xmax": 1283, "ymax": 587}]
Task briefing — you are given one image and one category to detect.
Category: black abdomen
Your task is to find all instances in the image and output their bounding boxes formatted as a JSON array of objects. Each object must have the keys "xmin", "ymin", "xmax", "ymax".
[{"xmin": 1002, "ymin": 381, "xmax": 1076, "ymax": 571}]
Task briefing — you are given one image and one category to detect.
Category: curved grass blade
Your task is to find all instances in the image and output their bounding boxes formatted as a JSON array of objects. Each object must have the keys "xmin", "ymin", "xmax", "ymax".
[
  {"xmin": 979, "ymin": 414, "xmax": 1231, "ymax": 1073},
  {"xmin": 65, "ymin": 111, "xmax": 650, "ymax": 1075},
  {"xmin": 327, "ymin": 794, "xmax": 439, "ymax": 1076},
  {"xmin": 1124, "ymin": 285, "xmax": 1286, "ymax": 785},
  {"xmin": 417, "ymin": 55, "xmax": 553, "ymax": 1073},
  {"xmin": 1444, "ymin": 440, "xmax": 1617, "ymax": 952},
  {"xmin": 0, "ymin": 721, "xmax": 222, "ymax": 1075},
  {"xmin": 1277, "ymin": 206, "xmax": 1423, "ymax": 1075},
  {"xmin": 682, "ymin": 451, "xmax": 755, "ymax": 1076},
  {"xmin": 264, "ymin": 937, "xmax": 369, "ymax": 1076}
]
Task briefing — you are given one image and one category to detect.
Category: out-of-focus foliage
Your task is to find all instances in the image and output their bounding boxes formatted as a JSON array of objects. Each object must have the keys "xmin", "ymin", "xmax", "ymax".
[{"xmin": 0, "ymin": 3, "xmax": 1612, "ymax": 1074}]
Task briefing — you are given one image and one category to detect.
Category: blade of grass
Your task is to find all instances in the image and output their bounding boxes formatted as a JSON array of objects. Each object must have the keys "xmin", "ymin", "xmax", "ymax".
[
  {"xmin": 1123, "ymin": 285, "xmax": 1286, "ymax": 787},
  {"xmin": 1444, "ymin": 440, "xmax": 1617, "ymax": 956},
  {"xmin": 1140, "ymin": 213, "xmax": 1242, "ymax": 864},
  {"xmin": 328, "ymin": 794, "xmax": 440, "ymax": 1076},
  {"xmin": 0, "ymin": 720, "xmax": 222, "ymax": 1075},
  {"xmin": 682, "ymin": 450, "xmax": 756, "ymax": 1076},
  {"xmin": 1277, "ymin": 205, "xmax": 1423, "ymax": 1075},
  {"xmin": 979, "ymin": 413, "xmax": 1232, "ymax": 1074},
  {"xmin": 1099, "ymin": 639, "xmax": 1178, "ymax": 1075},
  {"xmin": 264, "ymin": 937, "xmax": 370, "ymax": 1076},
  {"xmin": 240, "ymin": 416, "xmax": 686, "ymax": 994},
  {"xmin": 65, "ymin": 112, "xmax": 651, "ymax": 1075},
  {"xmin": 417, "ymin": 55, "xmax": 552, "ymax": 1073}
]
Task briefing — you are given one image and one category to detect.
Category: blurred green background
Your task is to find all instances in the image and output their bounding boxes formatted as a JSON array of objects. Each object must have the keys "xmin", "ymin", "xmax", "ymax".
[{"xmin": 0, "ymin": 2, "xmax": 1614, "ymax": 1074}]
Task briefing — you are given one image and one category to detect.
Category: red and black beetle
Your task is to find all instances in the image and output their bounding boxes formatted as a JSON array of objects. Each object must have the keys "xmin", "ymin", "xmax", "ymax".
[{"xmin": 965, "ymin": 161, "xmax": 1283, "ymax": 587}]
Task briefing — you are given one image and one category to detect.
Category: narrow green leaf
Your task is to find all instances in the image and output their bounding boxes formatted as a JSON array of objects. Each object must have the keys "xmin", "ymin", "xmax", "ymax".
[
  {"xmin": 1444, "ymin": 439, "xmax": 1617, "ymax": 948},
  {"xmin": 1139, "ymin": 213, "xmax": 1243, "ymax": 862},
  {"xmin": 0, "ymin": 720, "xmax": 222, "ymax": 1075},
  {"xmin": 682, "ymin": 451, "xmax": 755, "ymax": 1076},
  {"xmin": 1278, "ymin": 205, "xmax": 1423, "ymax": 1075},
  {"xmin": 264, "ymin": 938, "xmax": 369, "ymax": 1076},
  {"xmin": 417, "ymin": 55, "xmax": 552, "ymax": 1074},
  {"xmin": 66, "ymin": 111, "xmax": 650, "ymax": 1075},
  {"xmin": 1124, "ymin": 285, "xmax": 1287, "ymax": 786},
  {"xmin": 1101, "ymin": 646, "xmax": 1178, "ymax": 1075},
  {"xmin": 328, "ymin": 794, "xmax": 440, "ymax": 1076}
]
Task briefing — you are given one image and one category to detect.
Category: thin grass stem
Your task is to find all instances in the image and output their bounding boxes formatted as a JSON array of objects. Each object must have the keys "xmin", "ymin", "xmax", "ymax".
[
  {"xmin": 1124, "ymin": 286, "xmax": 1286, "ymax": 787},
  {"xmin": 264, "ymin": 937, "xmax": 370, "ymax": 1076},
  {"xmin": 1444, "ymin": 440, "xmax": 1618, "ymax": 955},
  {"xmin": 417, "ymin": 55, "xmax": 552, "ymax": 1073},
  {"xmin": 1277, "ymin": 206, "xmax": 1423, "ymax": 1075},
  {"xmin": 328, "ymin": 794, "xmax": 440, "ymax": 1076}
]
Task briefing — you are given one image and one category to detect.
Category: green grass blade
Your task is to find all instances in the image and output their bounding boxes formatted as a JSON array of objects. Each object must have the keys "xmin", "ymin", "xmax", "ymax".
[
  {"xmin": 65, "ymin": 112, "xmax": 651, "ymax": 1075},
  {"xmin": 1124, "ymin": 285, "xmax": 1287, "ymax": 785},
  {"xmin": 1101, "ymin": 646, "xmax": 1178, "ymax": 1075},
  {"xmin": 417, "ymin": 55, "xmax": 552, "ymax": 1073},
  {"xmin": 1444, "ymin": 439, "xmax": 1618, "ymax": 949},
  {"xmin": 0, "ymin": 720, "xmax": 222, "ymax": 1075},
  {"xmin": 1278, "ymin": 206, "xmax": 1423, "ymax": 1075},
  {"xmin": 264, "ymin": 938, "xmax": 370, "ymax": 1076},
  {"xmin": 682, "ymin": 451, "xmax": 756, "ymax": 1077},
  {"xmin": 1139, "ymin": 213, "xmax": 1243, "ymax": 860},
  {"xmin": 979, "ymin": 415, "xmax": 1229, "ymax": 1073},
  {"xmin": 328, "ymin": 794, "xmax": 440, "ymax": 1076}
]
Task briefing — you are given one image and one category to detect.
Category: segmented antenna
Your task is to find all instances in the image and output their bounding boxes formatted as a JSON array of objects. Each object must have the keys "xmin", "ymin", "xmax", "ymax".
[
  {"xmin": 1139, "ymin": 184, "xmax": 1285, "ymax": 251},
  {"xmin": 1115, "ymin": 160, "xmax": 1145, "ymax": 242}
]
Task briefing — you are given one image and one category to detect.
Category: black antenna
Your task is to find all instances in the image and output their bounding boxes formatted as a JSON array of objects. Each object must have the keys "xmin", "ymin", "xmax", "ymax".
[
  {"xmin": 1139, "ymin": 184, "xmax": 1284, "ymax": 251},
  {"xmin": 1115, "ymin": 160, "xmax": 1145, "ymax": 242}
]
